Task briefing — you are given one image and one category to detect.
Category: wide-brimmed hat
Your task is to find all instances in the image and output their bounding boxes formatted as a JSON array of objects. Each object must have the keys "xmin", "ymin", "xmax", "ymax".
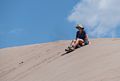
[{"xmin": 76, "ymin": 24, "xmax": 84, "ymax": 29}]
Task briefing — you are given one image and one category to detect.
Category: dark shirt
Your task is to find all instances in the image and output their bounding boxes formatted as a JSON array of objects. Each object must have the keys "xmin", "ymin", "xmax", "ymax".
[{"xmin": 76, "ymin": 30, "xmax": 86, "ymax": 40}]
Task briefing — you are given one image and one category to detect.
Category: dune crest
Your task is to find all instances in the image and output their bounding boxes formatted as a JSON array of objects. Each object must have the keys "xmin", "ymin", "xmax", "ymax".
[{"xmin": 0, "ymin": 38, "xmax": 120, "ymax": 81}]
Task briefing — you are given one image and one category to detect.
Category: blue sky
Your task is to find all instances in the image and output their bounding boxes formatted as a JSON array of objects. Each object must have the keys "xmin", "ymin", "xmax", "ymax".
[
  {"xmin": 1, "ymin": 0, "xmax": 120, "ymax": 48},
  {"xmin": 0, "ymin": 0, "xmax": 79, "ymax": 48}
]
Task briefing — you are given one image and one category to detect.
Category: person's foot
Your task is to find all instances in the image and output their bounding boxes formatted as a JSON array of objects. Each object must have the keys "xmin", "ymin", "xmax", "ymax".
[
  {"xmin": 68, "ymin": 46, "xmax": 75, "ymax": 51},
  {"xmin": 65, "ymin": 48, "xmax": 69, "ymax": 51},
  {"xmin": 65, "ymin": 46, "xmax": 75, "ymax": 52},
  {"xmin": 65, "ymin": 46, "xmax": 71, "ymax": 51}
]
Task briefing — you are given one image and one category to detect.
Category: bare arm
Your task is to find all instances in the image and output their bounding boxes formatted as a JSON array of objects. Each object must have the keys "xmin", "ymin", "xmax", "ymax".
[{"xmin": 85, "ymin": 34, "xmax": 89, "ymax": 40}]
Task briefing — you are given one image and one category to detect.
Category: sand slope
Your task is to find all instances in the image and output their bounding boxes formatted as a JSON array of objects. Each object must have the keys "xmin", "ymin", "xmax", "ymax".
[{"xmin": 0, "ymin": 38, "xmax": 120, "ymax": 81}]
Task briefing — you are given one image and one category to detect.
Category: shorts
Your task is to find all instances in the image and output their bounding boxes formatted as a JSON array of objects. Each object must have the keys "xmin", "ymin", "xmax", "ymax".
[{"xmin": 84, "ymin": 40, "xmax": 89, "ymax": 45}]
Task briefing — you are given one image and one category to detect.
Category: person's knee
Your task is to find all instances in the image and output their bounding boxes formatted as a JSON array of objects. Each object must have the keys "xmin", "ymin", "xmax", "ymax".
[
  {"xmin": 73, "ymin": 39, "xmax": 76, "ymax": 42},
  {"xmin": 76, "ymin": 39, "xmax": 84, "ymax": 46},
  {"xmin": 72, "ymin": 40, "xmax": 76, "ymax": 43},
  {"xmin": 77, "ymin": 39, "xmax": 83, "ymax": 42}
]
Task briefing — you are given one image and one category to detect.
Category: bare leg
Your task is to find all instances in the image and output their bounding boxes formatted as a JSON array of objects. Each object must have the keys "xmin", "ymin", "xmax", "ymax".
[
  {"xmin": 68, "ymin": 40, "xmax": 76, "ymax": 47},
  {"xmin": 65, "ymin": 40, "xmax": 76, "ymax": 51},
  {"xmin": 73, "ymin": 39, "xmax": 84, "ymax": 48},
  {"xmin": 71, "ymin": 40, "xmax": 76, "ymax": 47},
  {"xmin": 66, "ymin": 39, "xmax": 84, "ymax": 51}
]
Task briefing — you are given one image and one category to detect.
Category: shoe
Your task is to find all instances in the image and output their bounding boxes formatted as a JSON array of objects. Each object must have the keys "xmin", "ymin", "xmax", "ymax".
[
  {"xmin": 68, "ymin": 46, "xmax": 75, "ymax": 51},
  {"xmin": 65, "ymin": 48, "xmax": 69, "ymax": 51},
  {"xmin": 65, "ymin": 47, "xmax": 70, "ymax": 51}
]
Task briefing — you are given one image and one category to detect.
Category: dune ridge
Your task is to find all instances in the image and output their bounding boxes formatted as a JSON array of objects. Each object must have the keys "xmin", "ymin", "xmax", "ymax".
[{"xmin": 0, "ymin": 38, "xmax": 120, "ymax": 81}]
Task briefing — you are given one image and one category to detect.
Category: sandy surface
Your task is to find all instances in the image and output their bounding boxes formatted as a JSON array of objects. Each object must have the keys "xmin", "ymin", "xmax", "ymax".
[{"xmin": 0, "ymin": 38, "xmax": 120, "ymax": 81}]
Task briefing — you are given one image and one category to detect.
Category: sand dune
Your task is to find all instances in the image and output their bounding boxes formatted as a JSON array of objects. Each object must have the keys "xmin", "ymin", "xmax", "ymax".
[{"xmin": 0, "ymin": 38, "xmax": 120, "ymax": 81}]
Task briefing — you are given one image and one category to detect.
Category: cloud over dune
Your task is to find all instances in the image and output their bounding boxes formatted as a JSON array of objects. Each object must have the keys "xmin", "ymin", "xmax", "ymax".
[{"xmin": 68, "ymin": 0, "xmax": 120, "ymax": 38}]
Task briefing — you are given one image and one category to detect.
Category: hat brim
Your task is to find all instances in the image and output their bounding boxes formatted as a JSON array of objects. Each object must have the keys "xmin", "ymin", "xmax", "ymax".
[{"xmin": 76, "ymin": 27, "xmax": 84, "ymax": 29}]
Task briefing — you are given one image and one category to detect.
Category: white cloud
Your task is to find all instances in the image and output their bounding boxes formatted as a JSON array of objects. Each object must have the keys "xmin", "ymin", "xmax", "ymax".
[{"xmin": 68, "ymin": 0, "xmax": 120, "ymax": 38}]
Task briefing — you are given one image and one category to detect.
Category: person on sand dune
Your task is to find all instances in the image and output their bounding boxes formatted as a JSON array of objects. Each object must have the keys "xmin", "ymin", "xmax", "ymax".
[{"xmin": 65, "ymin": 24, "xmax": 89, "ymax": 52}]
